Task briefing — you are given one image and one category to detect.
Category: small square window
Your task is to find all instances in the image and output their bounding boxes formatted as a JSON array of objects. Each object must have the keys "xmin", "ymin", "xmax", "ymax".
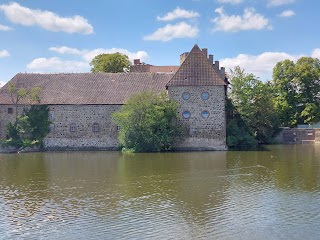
[
  {"xmin": 49, "ymin": 111, "xmax": 54, "ymax": 121},
  {"xmin": 70, "ymin": 123, "xmax": 76, "ymax": 132},
  {"xmin": 93, "ymin": 123, "xmax": 100, "ymax": 132},
  {"xmin": 49, "ymin": 123, "xmax": 55, "ymax": 133},
  {"xmin": 8, "ymin": 108, "xmax": 13, "ymax": 114}
]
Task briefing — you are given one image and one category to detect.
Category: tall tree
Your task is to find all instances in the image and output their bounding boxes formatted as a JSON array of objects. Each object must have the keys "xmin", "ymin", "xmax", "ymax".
[
  {"xmin": 90, "ymin": 52, "xmax": 131, "ymax": 73},
  {"xmin": 229, "ymin": 66, "xmax": 280, "ymax": 143},
  {"xmin": 272, "ymin": 57, "xmax": 320, "ymax": 126}
]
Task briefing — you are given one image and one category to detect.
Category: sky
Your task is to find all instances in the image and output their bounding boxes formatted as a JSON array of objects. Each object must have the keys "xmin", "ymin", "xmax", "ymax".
[{"xmin": 0, "ymin": 0, "xmax": 319, "ymax": 87}]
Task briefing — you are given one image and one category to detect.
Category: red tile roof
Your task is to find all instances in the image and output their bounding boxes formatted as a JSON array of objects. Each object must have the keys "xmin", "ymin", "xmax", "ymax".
[{"xmin": 0, "ymin": 72, "xmax": 174, "ymax": 105}]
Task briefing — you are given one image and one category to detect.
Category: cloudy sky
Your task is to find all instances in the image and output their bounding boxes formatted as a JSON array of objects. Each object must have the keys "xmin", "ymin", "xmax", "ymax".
[{"xmin": 0, "ymin": 0, "xmax": 319, "ymax": 87}]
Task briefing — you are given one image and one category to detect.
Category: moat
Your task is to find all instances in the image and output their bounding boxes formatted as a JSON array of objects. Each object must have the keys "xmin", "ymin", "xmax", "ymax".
[{"xmin": 1, "ymin": 145, "xmax": 320, "ymax": 239}]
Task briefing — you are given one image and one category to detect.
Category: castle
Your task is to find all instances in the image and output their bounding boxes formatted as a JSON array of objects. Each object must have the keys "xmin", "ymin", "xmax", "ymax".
[{"xmin": 0, "ymin": 45, "xmax": 228, "ymax": 151}]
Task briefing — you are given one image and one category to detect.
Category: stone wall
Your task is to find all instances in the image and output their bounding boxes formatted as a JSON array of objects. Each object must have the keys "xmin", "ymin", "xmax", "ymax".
[
  {"xmin": 44, "ymin": 105, "xmax": 121, "ymax": 150},
  {"xmin": 0, "ymin": 105, "xmax": 25, "ymax": 139},
  {"xmin": 168, "ymin": 86, "xmax": 227, "ymax": 150},
  {"xmin": 275, "ymin": 128, "xmax": 320, "ymax": 144}
]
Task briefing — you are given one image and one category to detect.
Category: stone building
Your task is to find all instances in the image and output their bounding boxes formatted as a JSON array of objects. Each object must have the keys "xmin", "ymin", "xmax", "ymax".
[{"xmin": 0, "ymin": 45, "xmax": 227, "ymax": 151}]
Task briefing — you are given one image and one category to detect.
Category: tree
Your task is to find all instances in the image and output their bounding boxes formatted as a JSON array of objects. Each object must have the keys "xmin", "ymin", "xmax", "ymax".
[
  {"xmin": 90, "ymin": 52, "xmax": 131, "ymax": 73},
  {"xmin": 3, "ymin": 105, "xmax": 50, "ymax": 149},
  {"xmin": 272, "ymin": 57, "xmax": 320, "ymax": 126},
  {"xmin": 228, "ymin": 66, "xmax": 280, "ymax": 144},
  {"xmin": 8, "ymin": 82, "xmax": 41, "ymax": 123},
  {"xmin": 112, "ymin": 92, "xmax": 183, "ymax": 152}
]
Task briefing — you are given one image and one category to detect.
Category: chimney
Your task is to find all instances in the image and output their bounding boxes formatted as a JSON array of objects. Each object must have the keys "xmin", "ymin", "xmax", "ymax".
[
  {"xmin": 133, "ymin": 59, "xmax": 140, "ymax": 65},
  {"xmin": 202, "ymin": 48, "xmax": 208, "ymax": 58},
  {"xmin": 209, "ymin": 54, "xmax": 214, "ymax": 64},
  {"xmin": 215, "ymin": 61, "xmax": 220, "ymax": 70},
  {"xmin": 180, "ymin": 52, "xmax": 189, "ymax": 64},
  {"xmin": 220, "ymin": 67, "xmax": 225, "ymax": 78}
]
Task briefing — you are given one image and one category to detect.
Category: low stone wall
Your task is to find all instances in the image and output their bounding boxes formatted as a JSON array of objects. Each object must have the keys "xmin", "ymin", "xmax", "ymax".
[{"xmin": 275, "ymin": 128, "xmax": 320, "ymax": 144}]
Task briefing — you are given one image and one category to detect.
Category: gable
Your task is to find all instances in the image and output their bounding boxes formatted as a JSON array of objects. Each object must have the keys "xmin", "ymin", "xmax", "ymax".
[{"xmin": 166, "ymin": 44, "xmax": 226, "ymax": 87}]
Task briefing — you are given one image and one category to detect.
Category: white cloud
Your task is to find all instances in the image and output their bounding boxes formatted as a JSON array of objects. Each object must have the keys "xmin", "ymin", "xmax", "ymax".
[
  {"xmin": 279, "ymin": 10, "xmax": 295, "ymax": 17},
  {"xmin": 0, "ymin": 2, "xmax": 93, "ymax": 34},
  {"xmin": 49, "ymin": 46, "xmax": 149, "ymax": 62},
  {"xmin": 0, "ymin": 24, "xmax": 13, "ymax": 31},
  {"xmin": 311, "ymin": 49, "xmax": 320, "ymax": 59},
  {"xmin": 212, "ymin": 7, "xmax": 271, "ymax": 32},
  {"xmin": 49, "ymin": 46, "xmax": 83, "ymax": 55},
  {"xmin": 220, "ymin": 51, "xmax": 298, "ymax": 80},
  {"xmin": 0, "ymin": 80, "xmax": 7, "ymax": 88},
  {"xmin": 144, "ymin": 22, "xmax": 198, "ymax": 41},
  {"xmin": 27, "ymin": 57, "xmax": 89, "ymax": 72},
  {"xmin": 157, "ymin": 7, "xmax": 199, "ymax": 21},
  {"xmin": 217, "ymin": 0, "xmax": 243, "ymax": 4},
  {"xmin": 268, "ymin": 0, "xmax": 296, "ymax": 6},
  {"xmin": 0, "ymin": 50, "xmax": 10, "ymax": 57}
]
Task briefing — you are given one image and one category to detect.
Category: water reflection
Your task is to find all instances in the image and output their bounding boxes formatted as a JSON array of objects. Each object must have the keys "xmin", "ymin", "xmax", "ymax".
[{"xmin": 0, "ymin": 145, "xmax": 320, "ymax": 239}]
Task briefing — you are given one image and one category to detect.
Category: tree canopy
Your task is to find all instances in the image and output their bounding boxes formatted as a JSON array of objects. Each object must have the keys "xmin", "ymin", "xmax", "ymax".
[
  {"xmin": 272, "ymin": 57, "xmax": 320, "ymax": 126},
  {"xmin": 228, "ymin": 66, "xmax": 280, "ymax": 145},
  {"xmin": 112, "ymin": 92, "xmax": 183, "ymax": 152},
  {"xmin": 90, "ymin": 52, "xmax": 131, "ymax": 73}
]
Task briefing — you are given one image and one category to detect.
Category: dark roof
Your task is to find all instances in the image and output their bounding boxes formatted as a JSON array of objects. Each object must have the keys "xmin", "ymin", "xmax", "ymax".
[
  {"xmin": 166, "ymin": 44, "xmax": 226, "ymax": 87},
  {"xmin": 0, "ymin": 72, "xmax": 174, "ymax": 105}
]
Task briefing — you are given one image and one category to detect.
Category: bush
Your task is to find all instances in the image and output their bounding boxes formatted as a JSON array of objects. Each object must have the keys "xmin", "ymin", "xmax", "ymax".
[{"xmin": 112, "ymin": 92, "xmax": 183, "ymax": 152}]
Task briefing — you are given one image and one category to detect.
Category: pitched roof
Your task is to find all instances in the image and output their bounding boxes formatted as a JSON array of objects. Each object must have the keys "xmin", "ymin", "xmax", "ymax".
[
  {"xmin": 130, "ymin": 65, "xmax": 179, "ymax": 73},
  {"xmin": 0, "ymin": 72, "xmax": 174, "ymax": 105},
  {"xmin": 166, "ymin": 44, "xmax": 226, "ymax": 87}
]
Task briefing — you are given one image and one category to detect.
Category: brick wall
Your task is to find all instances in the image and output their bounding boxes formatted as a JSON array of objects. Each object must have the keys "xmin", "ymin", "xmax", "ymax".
[{"xmin": 168, "ymin": 86, "xmax": 227, "ymax": 150}]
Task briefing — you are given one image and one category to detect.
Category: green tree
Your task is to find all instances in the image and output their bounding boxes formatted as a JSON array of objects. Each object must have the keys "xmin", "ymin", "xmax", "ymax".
[
  {"xmin": 112, "ymin": 92, "xmax": 183, "ymax": 152},
  {"xmin": 8, "ymin": 82, "xmax": 41, "ymax": 123},
  {"xmin": 272, "ymin": 57, "xmax": 320, "ymax": 126},
  {"xmin": 2, "ymin": 105, "xmax": 50, "ymax": 149},
  {"xmin": 229, "ymin": 66, "xmax": 280, "ymax": 144},
  {"xmin": 90, "ymin": 52, "xmax": 131, "ymax": 73}
]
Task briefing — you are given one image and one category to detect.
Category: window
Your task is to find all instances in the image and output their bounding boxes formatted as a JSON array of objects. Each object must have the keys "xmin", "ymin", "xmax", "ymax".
[
  {"xmin": 116, "ymin": 126, "xmax": 120, "ymax": 131},
  {"xmin": 182, "ymin": 92, "xmax": 191, "ymax": 100},
  {"xmin": 201, "ymin": 92, "xmax": 209, "ymax": 100},
  {"xmin": 182, "ymin": 111, "xmax": 191, "ymax": 119},
  {"xmin": 49, "ymin": 111, "xmax": 54, "ymax": 121},
  {"xmin": 8, "ymin": 108, "xmax": 13, "ymax": 114},
  {"xmin": 202, "ymin": 110, "xmax": 210, "ymax": 118},
  {"xmin": 70, "ymin": 123, "xmax": 76, "ymax": 132},
  {"xmin": 49, "ymin": 123, "xmax": 55, "ymax": 133},
  {"xmin": 92, "ymin": 123, "xmax": 100, "ymax": 132}
]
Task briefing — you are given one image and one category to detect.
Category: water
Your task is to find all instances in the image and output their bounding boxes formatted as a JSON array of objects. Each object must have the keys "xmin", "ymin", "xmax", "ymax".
[{"xmin": 0, "ymin": 145, "xmax": 320, "ymax": 239}]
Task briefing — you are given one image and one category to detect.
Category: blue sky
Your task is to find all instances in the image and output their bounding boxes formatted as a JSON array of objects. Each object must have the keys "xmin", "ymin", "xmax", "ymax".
[{"xmin": 0, "ymin": 0, "xmax": 319, "ymax": 86}]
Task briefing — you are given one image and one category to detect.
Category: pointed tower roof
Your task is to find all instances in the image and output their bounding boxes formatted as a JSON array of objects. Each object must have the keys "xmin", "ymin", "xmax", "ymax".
[{"xmin": 166, "ymin": 44, "xmax": 226, "ymax": 87}]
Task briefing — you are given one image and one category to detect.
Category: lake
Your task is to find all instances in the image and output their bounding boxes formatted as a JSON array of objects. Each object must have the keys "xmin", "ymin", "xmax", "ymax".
[{"xmin": 0, "ymin": 145, "xmax": 320, "ymax": 239}]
